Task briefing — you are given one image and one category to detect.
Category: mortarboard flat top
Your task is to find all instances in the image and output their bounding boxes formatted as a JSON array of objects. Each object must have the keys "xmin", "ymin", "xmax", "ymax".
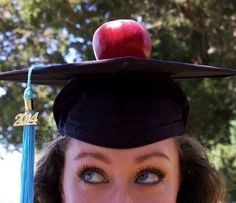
[{"xmin": 0, "ymin": 57, "xmax": 236, "ymax": 85}]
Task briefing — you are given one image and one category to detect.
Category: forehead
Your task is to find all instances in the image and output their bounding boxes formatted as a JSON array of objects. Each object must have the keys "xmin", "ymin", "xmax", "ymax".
[{"xmin": 65, "ymin": 137, "xmax": 179, "ymax": 162}]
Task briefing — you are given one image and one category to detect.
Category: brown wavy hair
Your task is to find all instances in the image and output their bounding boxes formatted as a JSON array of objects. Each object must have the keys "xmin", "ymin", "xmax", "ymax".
[{"xmin": 34, "ymin": 135, "xmax": 226, "ymax": 203}]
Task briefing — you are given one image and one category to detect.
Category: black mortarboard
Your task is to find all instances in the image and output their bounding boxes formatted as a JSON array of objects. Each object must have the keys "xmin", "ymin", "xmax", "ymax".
[
  {"xmin": 0, "ymin": 56, "xmax": 236, "ymax": 148},
  {"xmin": 0, "ymin": 56, "xmax": 236, "ymax": 85}
]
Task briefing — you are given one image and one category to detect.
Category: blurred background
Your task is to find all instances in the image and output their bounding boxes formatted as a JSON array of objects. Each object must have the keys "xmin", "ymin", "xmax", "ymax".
[{"xmin": 0, "ymin": 0, "xmax": 235, "ymax": 202}]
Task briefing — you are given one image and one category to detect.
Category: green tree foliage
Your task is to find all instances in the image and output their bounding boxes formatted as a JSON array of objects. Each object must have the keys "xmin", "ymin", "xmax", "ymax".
[{"xmin": 0, "ymin": 0, "xmax": 236, "ymax": 200}]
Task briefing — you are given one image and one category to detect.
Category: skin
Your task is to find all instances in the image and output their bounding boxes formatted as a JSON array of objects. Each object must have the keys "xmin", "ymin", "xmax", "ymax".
[{"xmin": 61, "ymin": 137, "xmax": 180, "ymax": 203}]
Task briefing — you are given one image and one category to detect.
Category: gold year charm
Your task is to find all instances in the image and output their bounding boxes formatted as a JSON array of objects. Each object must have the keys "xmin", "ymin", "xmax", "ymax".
[{"xmin": 13, "ymin": 112, "xmax": 39, "ymax": 127}]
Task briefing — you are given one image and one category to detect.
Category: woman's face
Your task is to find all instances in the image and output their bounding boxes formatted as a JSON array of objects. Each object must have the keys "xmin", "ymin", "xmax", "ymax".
[{"xmin": 61, "ymin": 137, "xmax": 180, "ymax": 203}]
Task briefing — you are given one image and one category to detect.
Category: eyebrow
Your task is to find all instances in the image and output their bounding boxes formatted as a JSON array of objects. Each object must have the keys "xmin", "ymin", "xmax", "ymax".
[
  {"xmin": 74, "ymin": 151, "xmax": 111, "ymax": 164},
  {"xmin": 135, "ymin": 152, "xmax": 170, "ymax": 163},
  {"xmin": 74, "ymin": 151, "xmax": 170, "ymax": 164}
]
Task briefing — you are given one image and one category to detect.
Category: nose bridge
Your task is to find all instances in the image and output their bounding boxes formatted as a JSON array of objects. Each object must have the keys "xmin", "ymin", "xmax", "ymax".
[{"xmin": 111, "ymin": 184, "xmax": 134, "ymax": 203}]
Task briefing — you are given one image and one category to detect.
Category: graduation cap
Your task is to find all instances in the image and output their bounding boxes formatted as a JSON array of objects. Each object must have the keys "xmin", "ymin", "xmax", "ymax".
[
  {"xmin": 0, "ymin": 19, "xmax": 236, "ymax": 203},
  {"xmin": 1, "ymin": 56, "xmax": 236, "ymax": 146}
]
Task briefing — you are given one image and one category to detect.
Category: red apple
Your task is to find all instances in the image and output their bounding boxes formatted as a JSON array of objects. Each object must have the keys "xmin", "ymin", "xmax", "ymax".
[{"xmin": 92, "ymin": 19, "xmax": 152, "ymax": 60}]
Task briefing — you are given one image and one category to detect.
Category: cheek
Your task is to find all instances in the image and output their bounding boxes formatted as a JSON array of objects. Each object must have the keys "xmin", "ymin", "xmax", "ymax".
[
  {"xmin": 132, "ymin": 181, "xmax": 179, "ymax": 203},
  {"xmin": 154, "ymin": 182, "xmax": 179, "ymax": 203}
]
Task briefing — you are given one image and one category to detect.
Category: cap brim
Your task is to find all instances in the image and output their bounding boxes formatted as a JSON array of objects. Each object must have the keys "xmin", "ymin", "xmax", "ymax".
[{"xmin": 0, "ymin": 57, "xmax": 235, "ymax": 85}]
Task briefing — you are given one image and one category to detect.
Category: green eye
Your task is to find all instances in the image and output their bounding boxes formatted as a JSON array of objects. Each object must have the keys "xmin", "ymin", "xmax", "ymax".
[
  {"xmin": 79, "ymin": 168, "xmax": 108, "ymax": 184},
  {"xmin": 135, "ymin": 169, "xmax": 165, "ymax": 185}
]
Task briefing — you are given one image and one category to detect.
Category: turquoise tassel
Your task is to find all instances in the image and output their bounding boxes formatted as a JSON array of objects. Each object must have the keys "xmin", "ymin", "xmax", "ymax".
[{"xmin": 20, "ymin": 65, "xmax": 43, "ymax": 203}]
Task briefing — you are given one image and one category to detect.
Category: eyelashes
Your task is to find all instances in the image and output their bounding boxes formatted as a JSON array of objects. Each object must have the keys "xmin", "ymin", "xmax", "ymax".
[
  {"xmin": 77, "ymin": 165, "xmax": 109, "ymax": 185},
  {"xmin": 77, "ymin": 165, "xmax": 166, "ymax": 186},
  {"xmin": 135, "ymin": 167, "xmax": 166, "ymax": 185}
]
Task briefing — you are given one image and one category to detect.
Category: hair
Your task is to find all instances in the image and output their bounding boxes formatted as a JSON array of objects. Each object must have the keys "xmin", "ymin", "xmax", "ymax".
[
  {"xmin": 34, "ymin": 135, "xmax": 226, "ymax": 203},
  {"xmin": 174, "ymin": 136, "xmax": 226, "ymax": 203},
  {"xmin": 34, "ymin": 136, "xmax": 70, "ymax": 203}
]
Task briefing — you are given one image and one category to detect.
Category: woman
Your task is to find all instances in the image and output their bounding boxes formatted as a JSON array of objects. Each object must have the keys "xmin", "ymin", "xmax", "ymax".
[
  {"xmin": 34, "ymin": 77, "xmax": 226, "ymax": 203},
  {"xmin": 0, "ymin": 19, "xmax": 232, "ymax": 203}
]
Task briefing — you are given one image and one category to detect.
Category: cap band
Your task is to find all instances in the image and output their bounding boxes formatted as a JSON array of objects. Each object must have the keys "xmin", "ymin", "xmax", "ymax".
[{"xmin": 59, "ymin": 120, "xmax": 186, "ymax": 148}]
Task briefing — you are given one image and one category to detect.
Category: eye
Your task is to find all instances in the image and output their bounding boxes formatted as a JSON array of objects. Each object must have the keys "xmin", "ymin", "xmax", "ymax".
[
  {"xmin": 135, "ymin": 169, "xmax": 165, "ymax": 185},
  {"xmin": 78, "ymin": 167, "xmax": 108, "ymax": 184}
]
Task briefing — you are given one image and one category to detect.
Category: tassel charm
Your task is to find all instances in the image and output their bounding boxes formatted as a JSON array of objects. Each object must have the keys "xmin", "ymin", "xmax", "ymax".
[
  {"xmin": 13, "ymin": 112, "xmax": 39, "ymax": 126},
  {"xmin": 13, "ymin": 98, "xmax": 39, "ymax": 127}
]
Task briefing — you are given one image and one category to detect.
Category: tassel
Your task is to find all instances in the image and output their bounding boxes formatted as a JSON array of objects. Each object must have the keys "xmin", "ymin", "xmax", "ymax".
[{"xmin": 18, "ymin": 65, "xmax": 41, "ymax": 203}]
